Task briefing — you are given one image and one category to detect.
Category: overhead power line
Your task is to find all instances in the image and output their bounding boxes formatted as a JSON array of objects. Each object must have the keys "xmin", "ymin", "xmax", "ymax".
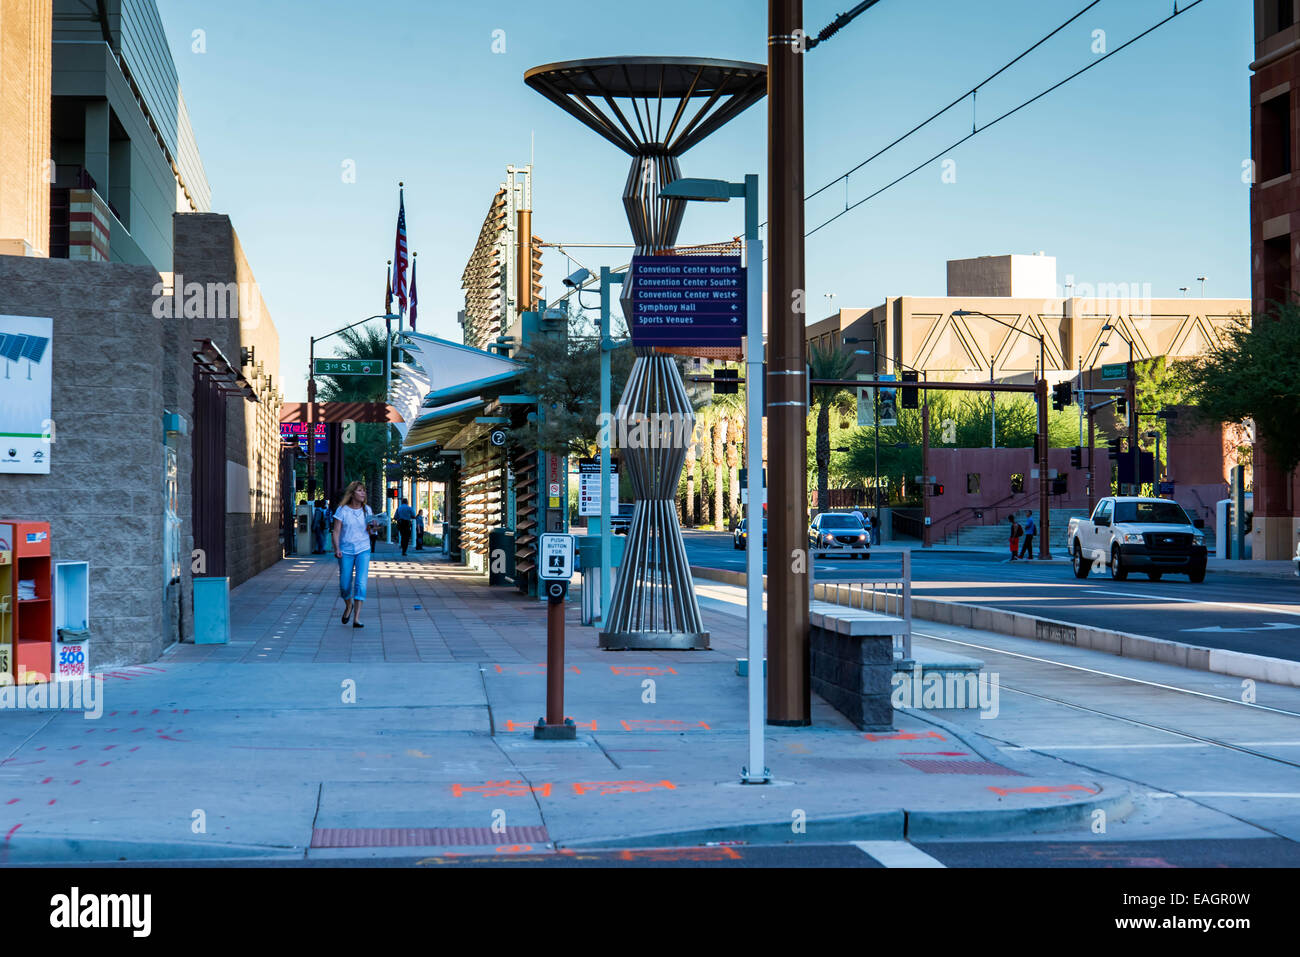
[
  {"xmin": 805, "ymin": 0, "xmax": 1104, "ymax": 203},
  {"xmin": 806, "ymin": 0, "xmax": 1208, "ymax": 238},
  {"xmin": 806, "ymin": 0, "xmax": 887, "ymax": 52}
]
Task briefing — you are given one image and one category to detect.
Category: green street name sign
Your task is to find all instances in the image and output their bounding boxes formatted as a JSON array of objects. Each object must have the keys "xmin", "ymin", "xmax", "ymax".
[
  {"xmin": 1101, "ymin": 362, "xmax": 1128, "ymax": 381},
  {"xmin": 313, "ymin": 358, "xmax": 382, "ymax": 376}
]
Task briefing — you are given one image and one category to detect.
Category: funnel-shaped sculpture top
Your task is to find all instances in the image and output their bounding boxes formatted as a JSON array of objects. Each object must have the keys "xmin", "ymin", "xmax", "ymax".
[{"xmin": 524, "ymin": 56, "xmax": 766, "ymax": 157}]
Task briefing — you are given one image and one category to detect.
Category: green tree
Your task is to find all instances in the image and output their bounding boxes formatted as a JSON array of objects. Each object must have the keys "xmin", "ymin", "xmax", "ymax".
[
  {"xmin": 315, "ymin": 324, "xmax": 403, "ymax": 503},
  {"xmin": 809, "ymin": 344, "xmax": 857, "ymax": 508},
  {"xmin": 1184, "ymin": 304, "xmax": 1300, "ymax": 473}
]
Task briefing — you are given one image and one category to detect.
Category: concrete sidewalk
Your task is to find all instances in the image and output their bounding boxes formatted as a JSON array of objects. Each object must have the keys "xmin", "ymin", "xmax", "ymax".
[{"xmin": 0, "ymin": 547, "xmax": 1132, "ymax": 862}]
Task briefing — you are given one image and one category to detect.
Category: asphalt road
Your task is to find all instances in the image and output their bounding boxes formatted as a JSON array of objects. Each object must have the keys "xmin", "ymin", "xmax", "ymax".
[{"xmin": 683, "ymin": 531, "xmax": 1300, "ymax": 661}]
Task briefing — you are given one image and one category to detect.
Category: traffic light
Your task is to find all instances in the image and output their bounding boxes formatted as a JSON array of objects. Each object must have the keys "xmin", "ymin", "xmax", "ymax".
[
  {"xmin": 1051, "ymin": 382, "xmax": 1072, "ymax": 411},
  {"xmin": 714, "ymin": 368, "xmax": 739, "ymax": 395},
  {"xmin": 901, "ymin": 370, "xmax": 919, "ymax": 409},
  {"xmin": 1070, "ymin": 446, "xmax": 1083, "ymax": 469},
  {"xmin": 1115, "ymin": 396, "xmax": 1127, "ymax": 416},
  {"xmin": 1052, "ymin": 474, "xmax": 1069, "ymax": 496},
  {"xmin": 1108, "ymin": 437, "xmax": 1123, "ymax": 456},
  {"xmin": 933, "ymin": 483, "xmax": 944, "ymax": 496}
]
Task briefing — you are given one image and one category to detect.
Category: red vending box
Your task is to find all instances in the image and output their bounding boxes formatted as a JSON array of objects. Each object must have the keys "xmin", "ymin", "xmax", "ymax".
[{"xmin": 3, "ymin": 521, "xmax": 51, "ymax": 684}]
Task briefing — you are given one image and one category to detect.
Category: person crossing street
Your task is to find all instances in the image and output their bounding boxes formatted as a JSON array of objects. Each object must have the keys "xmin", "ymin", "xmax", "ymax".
[{"xmin": 1018, "ymin": 509, "xmax": 1037, "ymax": 560}]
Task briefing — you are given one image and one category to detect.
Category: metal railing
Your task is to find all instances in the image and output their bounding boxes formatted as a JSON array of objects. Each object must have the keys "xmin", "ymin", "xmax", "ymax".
[{"xmin": 811, "ymin": 549, "xmax": 912, "ymax": 660}]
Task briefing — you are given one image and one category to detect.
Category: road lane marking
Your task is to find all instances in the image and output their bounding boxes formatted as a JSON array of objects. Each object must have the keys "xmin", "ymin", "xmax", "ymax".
[
  {"xmin": 1083, "ymin": 588, "xmax": 1300, "ymax": 618},
  {"xmin": 852, "ymin": 840, "xmax": 946, "ymax": 868},
  {"xmin": 1151, "ymin": 791, "xmax": 1300, "ymax": 799},
  {"xmin": 913, "ymin": 630, "xmax": 1300, "ymax": 718},
  {"xmin": 1002, "ymin": 741, "xmax": 1300, "ymax": 751}
]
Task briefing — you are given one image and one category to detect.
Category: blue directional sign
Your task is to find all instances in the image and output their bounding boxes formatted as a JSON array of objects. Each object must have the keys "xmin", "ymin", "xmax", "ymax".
[{"xmin": 629, "ymin": 255, "xmax": 745, "ymax": 348}]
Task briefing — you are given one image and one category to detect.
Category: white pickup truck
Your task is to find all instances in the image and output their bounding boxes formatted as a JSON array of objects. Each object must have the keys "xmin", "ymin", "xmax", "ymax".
[{"xmin": 1067, "ymin": 496, "xmax": 1208, "ymax": 583}]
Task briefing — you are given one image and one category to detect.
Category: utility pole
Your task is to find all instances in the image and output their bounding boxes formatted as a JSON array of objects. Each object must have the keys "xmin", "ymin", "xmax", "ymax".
[
  {"xmin": 767, "ymin": 0, "xmax": 810, "ymax": 726},
  {"xmin": 1088, "ymin": 409, "xmax": 1097, "ymax": 513},
  {"xmin": 1036, "ymin": 377, "xmax": 1051, "ymax": 559}
]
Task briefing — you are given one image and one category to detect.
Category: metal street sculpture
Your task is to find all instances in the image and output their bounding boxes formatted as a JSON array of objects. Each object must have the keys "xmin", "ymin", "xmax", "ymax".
[{"xmin": 526, "ymin": 57, "xmax": 765, "ymax": 648}]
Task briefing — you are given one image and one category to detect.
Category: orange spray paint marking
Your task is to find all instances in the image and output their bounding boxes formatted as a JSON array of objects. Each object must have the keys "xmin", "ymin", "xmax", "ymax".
[
  {"xmin": 609, "ymin": 666, "xmax": 677, "ymax": 676},
  {"xmin": 571, "ymin": 780, "xmax": 676, "ymax": 796},
  {"xmin": 451, "ymin": 780, "xmax": 553, "ymax": 798},
  {"xmin": 619, "ymin": 719, "xmax": 710, "ymax": 732},
  {"xmin": 863, "ymin": 731, "xmax": 946, "ymax": 742},
  {"xmin": 617, "ymin": 846, "xmax": 740, "ymax": 862},
  {"xmin": 987, "ymin": 785, "xmax": 1097, "ymax": 796}
]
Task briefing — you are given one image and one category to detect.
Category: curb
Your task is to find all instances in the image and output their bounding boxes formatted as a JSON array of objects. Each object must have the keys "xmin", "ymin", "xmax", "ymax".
[
  {"xmin": 560, "ymin": 809, "xmax": 904, "ymax": 848},
  {"xmin": 558, "ymin": 783, "xmax": 1132, "ymax": 848},
  {"xmin": 0, "ymin": 836, "xmax": 302, "ymax": 864},
  {"xmin": 691, "ymin": 565, "xmax": 1300, "ymax": 689}
]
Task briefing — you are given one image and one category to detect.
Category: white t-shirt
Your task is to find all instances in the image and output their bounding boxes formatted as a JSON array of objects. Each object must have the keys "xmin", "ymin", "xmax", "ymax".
[{"xmin": 335, "ymin": 504, "xmax": 373, "ymax": 555}]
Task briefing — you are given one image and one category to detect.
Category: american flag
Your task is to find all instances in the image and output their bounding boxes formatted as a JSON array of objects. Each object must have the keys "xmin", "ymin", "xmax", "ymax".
[
  {"xmin": 409, "ymin": 256, "xmax": 418, "ymax": 331},
  {"xmin": 392, "ymin": 187, "xmax": 409, "ymax": 313}
]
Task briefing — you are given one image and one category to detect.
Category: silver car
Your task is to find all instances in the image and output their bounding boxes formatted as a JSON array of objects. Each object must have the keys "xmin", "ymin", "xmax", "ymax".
[{"xmin": 808, "ymin": 512, "xmax": 870, "ymax": 559}]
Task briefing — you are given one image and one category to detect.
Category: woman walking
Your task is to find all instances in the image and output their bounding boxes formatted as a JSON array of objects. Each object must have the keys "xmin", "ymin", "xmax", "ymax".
[
  {"xmin": 333, "ymin": 480, "xmax": 377, "ymax": 628},
  {"xmin": 1008, "ymin": 513, "xmax": 1022, "ymax": 562}
]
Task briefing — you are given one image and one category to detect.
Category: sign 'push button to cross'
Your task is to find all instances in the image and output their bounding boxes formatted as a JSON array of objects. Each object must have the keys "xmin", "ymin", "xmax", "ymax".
[{"xmin": 535, "ymin": 534, "xmax": 578, "ymax": 740}]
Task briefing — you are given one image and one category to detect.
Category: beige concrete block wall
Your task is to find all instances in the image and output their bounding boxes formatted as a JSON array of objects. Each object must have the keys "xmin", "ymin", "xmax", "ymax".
[{"xmin": 0, "ymin": 0, "xmax": 52, "ymax": 257}]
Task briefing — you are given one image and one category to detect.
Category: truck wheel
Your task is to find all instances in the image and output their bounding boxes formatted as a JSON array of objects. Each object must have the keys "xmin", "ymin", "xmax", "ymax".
[
  {"xmin": 1188, "ymin": 566, "xmax": 1206, "ymax": 583},
  {"xmin": 1110, "ymin": 547, "xmax": 1128, "ymax": 581},
  {"xmin": 1072, "ymin": 543, "xmax": 1091, "ymax": 579}
]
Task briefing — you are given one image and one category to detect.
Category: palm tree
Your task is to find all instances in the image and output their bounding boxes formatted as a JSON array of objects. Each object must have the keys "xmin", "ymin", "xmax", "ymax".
[
  {"xmin": 808, "ymin": 343, "xmax": 857, "ymax": 512},
  {"xmin": 316, "ymin": 323, "xmax": 401, "ymax": 504}
]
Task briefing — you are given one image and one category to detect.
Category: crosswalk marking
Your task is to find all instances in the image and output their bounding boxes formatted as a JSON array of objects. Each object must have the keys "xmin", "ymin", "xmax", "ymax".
[{"xmin": 852, "ymin": 840, "xmax": 946, "ymax": 868}]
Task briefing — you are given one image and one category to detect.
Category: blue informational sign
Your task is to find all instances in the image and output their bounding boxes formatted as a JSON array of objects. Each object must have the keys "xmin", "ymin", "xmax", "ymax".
[
  {"xmin": 1158, "ymin": 481, "xmax": 1175, "ymax": 496},
  {"xmin": 629, "ymin": 255, "xmax": 745, "ymax": 348}
]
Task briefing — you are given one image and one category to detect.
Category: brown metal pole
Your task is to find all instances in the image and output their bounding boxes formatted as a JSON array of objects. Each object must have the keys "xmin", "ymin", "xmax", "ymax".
[
  {"xmin": 766, "ymin": 0, "xmax": 810, "ymax": 725},
  {"xmin": 1037, "ymin": 377, "xmax": 1051, "ymax": 559},
  {"xmin": 517, "ymin": 209, "xmax": 533, "ymax": 312},
  {"xmin": 921, "ymin": 400, "xmax": 930, "ymax": 548},
  {"xmin": 546, "ymin": 596, "xmax": 565, "ymax": 726}
]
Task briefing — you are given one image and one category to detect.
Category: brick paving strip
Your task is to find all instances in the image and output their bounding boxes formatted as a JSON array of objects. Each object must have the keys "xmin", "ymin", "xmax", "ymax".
[{"xmin": 169, "ymin": 542, "xmax": 748, "ymax": 664}]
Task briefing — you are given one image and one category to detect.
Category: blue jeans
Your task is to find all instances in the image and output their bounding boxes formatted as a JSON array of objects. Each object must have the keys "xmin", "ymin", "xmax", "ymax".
[{"xmin": 339, "ymin": 549, "xmax": 370, "ymax": 601}]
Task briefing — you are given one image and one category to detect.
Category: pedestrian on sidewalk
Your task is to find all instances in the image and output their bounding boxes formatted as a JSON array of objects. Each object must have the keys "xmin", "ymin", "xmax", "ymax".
[
  {"xmin": 310, "ymin": 497, "xmax": 328, "ymax": 554},
  {"xmin": 394, "ymin": 498, "xmax": 415, "ymax": 556},
  {"xmin": 1008, "ymin": 514, "xmax": 1022, "ymax": 561},
  {"xmin": 1018, "ymin": 510, "xmax": 1037, "ymax": 560},
  {"xmin": 333, "ymin": 480, "xmax": 375, "ymax": 628},
  {"xmin": 415, "ymin": 509, "xmax": 425, "ymax": 550}
]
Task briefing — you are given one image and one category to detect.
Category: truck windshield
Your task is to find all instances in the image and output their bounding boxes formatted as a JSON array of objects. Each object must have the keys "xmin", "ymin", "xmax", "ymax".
[{"xmin": 1113, "ymin": 501, "xmax": 1191, "ymax": 525}]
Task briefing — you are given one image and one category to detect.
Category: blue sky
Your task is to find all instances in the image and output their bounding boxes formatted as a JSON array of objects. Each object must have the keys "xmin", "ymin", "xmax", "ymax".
[{"xmin": 157, "ymin": 0, "xmax": 1251, "ymax": 399}]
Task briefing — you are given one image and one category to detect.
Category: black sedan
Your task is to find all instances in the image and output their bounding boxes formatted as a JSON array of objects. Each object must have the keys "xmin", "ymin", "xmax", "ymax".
[{"xmin": 733, "ymin": 518, "xmax": 767, "ymax": 550}]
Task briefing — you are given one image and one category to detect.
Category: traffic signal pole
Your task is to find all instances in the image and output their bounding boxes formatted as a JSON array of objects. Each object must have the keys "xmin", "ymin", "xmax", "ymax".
[{"xmin": 921, "ymin": 400, "xmax": 930, "ymax": 547}]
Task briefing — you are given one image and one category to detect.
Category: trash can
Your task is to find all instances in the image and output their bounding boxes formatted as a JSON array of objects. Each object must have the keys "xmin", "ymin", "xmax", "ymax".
[{"xmin": 576, "ymin": 534, "xmax": 625, "ymax": 625}]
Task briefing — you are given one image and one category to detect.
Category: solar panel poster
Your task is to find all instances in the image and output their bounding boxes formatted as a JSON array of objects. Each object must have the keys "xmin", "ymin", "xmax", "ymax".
[{"xmin": 0, "ymin": 315, "xmax": 53, "ymax": 474}]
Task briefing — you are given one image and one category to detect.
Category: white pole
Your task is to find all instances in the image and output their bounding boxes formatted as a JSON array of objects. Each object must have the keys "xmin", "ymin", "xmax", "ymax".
[
  {"xmin": 599, "ymin": 268, "xmax": 614, "ymax": 625},
  {"xmin": 743, "ymin": 174, "xmax": 767, "ymax": 784}
]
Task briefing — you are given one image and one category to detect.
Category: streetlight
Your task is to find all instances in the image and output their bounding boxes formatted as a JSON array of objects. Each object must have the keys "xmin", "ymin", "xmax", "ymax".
[
  {"xmin": 658, "ymin": 174, "xmax": 767, "ymax": 786},
  {"xmin": 1197, "ymin": 276, "xmax": 1208, "ymax": 297}
]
